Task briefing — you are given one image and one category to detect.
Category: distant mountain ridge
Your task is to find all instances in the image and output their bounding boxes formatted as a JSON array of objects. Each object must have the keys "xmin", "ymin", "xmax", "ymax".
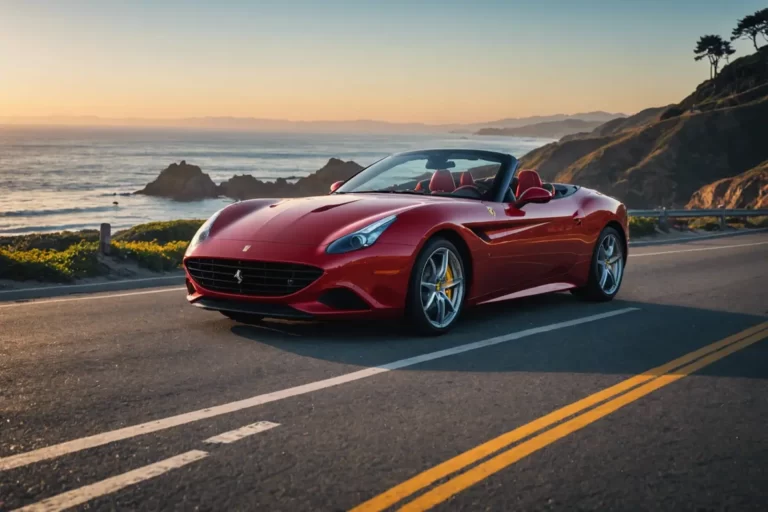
[
  {"xmin": 475, "ymin": 119, "xmax": 606, "ymax": 139},
  {"xmin": 0, "ymin": 111, "xmax": 625, "ymax": 135}
]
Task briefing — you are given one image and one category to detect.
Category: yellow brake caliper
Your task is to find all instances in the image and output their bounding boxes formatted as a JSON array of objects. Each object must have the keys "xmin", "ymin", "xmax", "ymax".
[{"xmin": 444, "ymin": 263, "xmax": 454, "ymax": 301}]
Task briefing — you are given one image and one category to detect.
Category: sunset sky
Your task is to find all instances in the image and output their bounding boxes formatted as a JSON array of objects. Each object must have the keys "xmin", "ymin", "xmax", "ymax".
[{"xmin": 1, "ymin": 0, "xmax": 764, "ymax": 124}]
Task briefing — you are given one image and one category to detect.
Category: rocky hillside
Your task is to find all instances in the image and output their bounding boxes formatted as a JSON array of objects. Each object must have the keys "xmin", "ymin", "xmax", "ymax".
[
  {"xmin": 136, "ymin": 158, "xmax": 363, "ymax": 201},
  {"xmin": 589, "ymin": 106, "xmax": 671, "ymax": 137},
  {"xmin": 687, "ymin": 160, "xmax": 768, "ymax": 209},
  {"xmin": 519, "ymin": 47, "xmax": 768, "ymax": 208}
]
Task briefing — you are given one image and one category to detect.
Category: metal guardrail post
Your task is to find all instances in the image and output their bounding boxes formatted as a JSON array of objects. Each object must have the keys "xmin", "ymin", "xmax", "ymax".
[
  {"xmin": 658, "ymin": 207, "xmax": 668, "ymax": 232},
  {"xmin": 719, "ymin": 209, "xmax": 727, "ymax": 230},
  {"xmin": 100, "ymin": 223, "xmax": 111, "ymax": 255}
]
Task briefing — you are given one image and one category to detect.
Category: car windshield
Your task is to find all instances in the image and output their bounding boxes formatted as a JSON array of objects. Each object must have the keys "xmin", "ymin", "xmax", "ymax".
[{"xmin": 335, "ymin": 150, "xmax": 506, "ymax": 200}]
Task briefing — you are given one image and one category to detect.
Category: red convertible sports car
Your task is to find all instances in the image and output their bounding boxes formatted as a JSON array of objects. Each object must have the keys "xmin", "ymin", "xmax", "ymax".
[{"xmin": 184, "ymin": 149, "xmax": 628, "ymax": 334}]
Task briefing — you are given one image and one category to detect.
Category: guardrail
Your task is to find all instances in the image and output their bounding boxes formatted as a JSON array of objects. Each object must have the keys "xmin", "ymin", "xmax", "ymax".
[{"xmin": 628, "ymin": 208, "xmax": 768, "ymax": 230}]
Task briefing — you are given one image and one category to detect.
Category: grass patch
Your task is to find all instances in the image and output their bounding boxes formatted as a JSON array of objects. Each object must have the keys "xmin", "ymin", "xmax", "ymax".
[
  {"xmin": 114, "ymin": 220, "xmax": 204, "ymax": 244},
  {"xmin": 0, "ymin": 241, "xmax": 103, "ymax": 282},
  {"xmin": 628, "ymin": 217, "xmax": 657, "ymax": 237},
  {"xmin": 0, "ymin": 230, "xmax": 100, "ymax": 252},
  {"xmin": 746, "ymin": 216, "xmax": 768, "ymax": 228},
  {"xmin": 0, "ymin": 220, "xmax": 204, "ymax": 252},
  {"xmin": 111, "ymin": 240, "xmax": 189, "ymax": 272},
  {"xmin": 688, "ymin": 217, "xmax": 722, "ymax": 231},
  {"xmin": 1, "ymin": 239, "xmax": 189, "ymax": 282},
  {"xmin": 0, "ymin": 219, "xmax": 198, "ymax": 282}
]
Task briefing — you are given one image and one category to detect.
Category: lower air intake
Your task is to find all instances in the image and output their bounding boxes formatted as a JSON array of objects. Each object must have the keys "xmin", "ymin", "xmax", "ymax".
[{"xmin": 185, "ymin": 258, "xmax": 323, "ymax": 297}]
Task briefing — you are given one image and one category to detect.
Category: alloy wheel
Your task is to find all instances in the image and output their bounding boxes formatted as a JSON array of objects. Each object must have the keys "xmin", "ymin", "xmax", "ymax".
[
  {"xmin": 597, "ymin": 233, "xmax": 623, "ymax": 295},
  {"xmin": 420, "ymin": 247, "xmax": 464, "ymax": 329}
]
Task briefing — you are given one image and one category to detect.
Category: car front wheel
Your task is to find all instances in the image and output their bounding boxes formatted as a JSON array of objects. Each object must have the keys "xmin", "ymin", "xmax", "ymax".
[{"xmin": 407, "ymin": 237, "xmax": 466, "ymax": 335}]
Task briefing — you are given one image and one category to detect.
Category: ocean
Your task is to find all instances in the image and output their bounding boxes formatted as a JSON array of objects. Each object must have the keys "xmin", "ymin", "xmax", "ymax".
[{"xmin": 0, "ymin": 126, "xmax": 551, "ymax": 236}]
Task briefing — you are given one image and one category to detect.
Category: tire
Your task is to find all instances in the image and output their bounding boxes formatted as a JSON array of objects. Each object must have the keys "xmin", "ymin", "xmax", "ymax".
[
  {"xmin": 220, "ymin": 311, "xmax": 264, "ymax": 324},
  {"xmin": 406, "ymin": 237, "xmax": 467, "ymax": 335},
  {"xmin": 571, "ymin": 226, "xmax": 625, "ymax": 302}
]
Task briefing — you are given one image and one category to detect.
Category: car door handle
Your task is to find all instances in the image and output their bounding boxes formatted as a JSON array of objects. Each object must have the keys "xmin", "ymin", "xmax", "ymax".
[{"xmin": 572, "ymin": 212, "xmax": 583, "ymax": 225}]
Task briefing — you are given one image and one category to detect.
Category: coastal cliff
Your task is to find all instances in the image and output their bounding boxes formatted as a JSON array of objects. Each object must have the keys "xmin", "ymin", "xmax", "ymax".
[{"xmin": 519, "ymin": 47, "xmax": 768, "ymax": 208}]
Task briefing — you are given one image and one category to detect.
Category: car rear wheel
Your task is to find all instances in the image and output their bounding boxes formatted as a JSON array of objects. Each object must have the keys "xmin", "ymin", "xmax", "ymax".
[
  {"xmin": 407, "ymin": 237, "xmax": 466, "ymax": 335},
  {"xmin": 220, "ymin": 311, "xmax": 264, "ymax": 324},
  {"xmin": 572, "ymin": 226, "xmax": 625, "ymax": 301}
]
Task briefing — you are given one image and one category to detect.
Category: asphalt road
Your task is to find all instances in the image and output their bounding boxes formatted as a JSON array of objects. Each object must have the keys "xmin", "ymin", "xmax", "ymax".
[{"xmin": 1, "ymin": 233, "xmax": 767, "ymax": 511}]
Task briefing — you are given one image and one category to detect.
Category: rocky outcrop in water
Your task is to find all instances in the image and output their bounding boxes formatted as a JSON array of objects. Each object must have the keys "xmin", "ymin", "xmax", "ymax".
[
  {"xmin": 136, "ymin": 158, "xmax": 364, "ymax": 201},
  {"xmin": 134, "ymin": 161, "xmax": 219, "ymax": 201}
]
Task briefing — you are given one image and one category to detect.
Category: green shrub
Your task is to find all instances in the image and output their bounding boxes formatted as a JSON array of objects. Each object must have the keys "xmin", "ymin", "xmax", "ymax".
[
  {"xmin": 688, "ymin": 217, "xmax": 721, "ymax": 231},
  {"xmin": 114, "ymin": 220, "xmax": 204, "ymax": 244},
  {"xmin": 0, "ymin": 230, "xmax": 99, "ymax": 251},
  {"xmin": 628, "ymin": 217, "xmax": 657, "ymax": 237},
  {"xmin": 0, "ymin": 241, "xmax": 103, "ymax": 282},
  {"xmin": 111, "ymin": 240, "xmax": 189, "ymax": 271},
  {"xmin": 747, "ymin": 216, "xmax": 768, "ymax": 228}
]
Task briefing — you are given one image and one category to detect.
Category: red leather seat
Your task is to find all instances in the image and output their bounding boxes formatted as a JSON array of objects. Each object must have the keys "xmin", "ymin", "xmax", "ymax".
[
  {"xmin": 459, "ymin": 172, "xmax": 475, "ymax": 187},
  {"xmin": 516, "ymin": 169, "xmax": 545, "ymax": 197},
  {"xmin": 429, "ymin": 169, "xmax": 456, "ymax": 193}
]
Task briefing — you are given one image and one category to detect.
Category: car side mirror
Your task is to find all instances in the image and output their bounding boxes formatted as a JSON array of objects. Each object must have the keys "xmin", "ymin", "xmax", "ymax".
[
  {"xmin": 515, "ymin": 186, "xmax": 551, "ymax": 208},
  {"xmin": 330, "ymin": 180, "xmax": 344, "ymax": 193}
]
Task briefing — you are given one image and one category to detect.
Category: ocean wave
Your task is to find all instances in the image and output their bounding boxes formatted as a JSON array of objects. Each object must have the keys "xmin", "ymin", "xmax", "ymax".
[
  {"xmin": 0, "ymin": 205, "xmax": 118, "ymax": 218},
  {"xmin": 0, "ymin": 223, "xmax": 107, "ymax": 235},
  {"xmin": 122, "ymin": 150, "xmax": 386, "ymax": 160}
]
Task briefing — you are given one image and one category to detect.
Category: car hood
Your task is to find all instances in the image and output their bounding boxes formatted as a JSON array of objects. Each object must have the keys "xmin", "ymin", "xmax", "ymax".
[{"xmin": 212, "ymin": 194, "xmax": 429, "ymax": 245}]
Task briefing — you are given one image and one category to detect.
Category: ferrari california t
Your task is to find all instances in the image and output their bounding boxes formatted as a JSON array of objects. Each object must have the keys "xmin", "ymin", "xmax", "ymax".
[{"xmin": 183, "ymin": 149, "xmax": 628, "ymax": 334}]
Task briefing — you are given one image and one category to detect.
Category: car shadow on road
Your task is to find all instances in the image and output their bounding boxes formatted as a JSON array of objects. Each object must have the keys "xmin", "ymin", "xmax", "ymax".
[{"xmin": 229, "ymin": 292, "xmax": 768, "ymax": 380}]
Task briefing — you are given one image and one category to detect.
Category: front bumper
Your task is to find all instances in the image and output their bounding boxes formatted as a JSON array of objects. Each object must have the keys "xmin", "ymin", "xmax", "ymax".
[{"xmin": 183, "ymin": 239, "xmax": 415, "ymax": 319}]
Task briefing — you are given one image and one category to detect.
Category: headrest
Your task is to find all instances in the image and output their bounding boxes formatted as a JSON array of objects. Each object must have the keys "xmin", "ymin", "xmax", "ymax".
[
  {"xmin": 516, "ymin": 169, "xmax": 543, "ymax": 197},
  {"xmin": 429, "ymin": 169, "xmax": 456, "ymax": 193},
  {"xmin": 459, "ymin": 172, "xmax": 475, "ymax": 186},
  {"xmin": 414, "ymin": 179, "xmax": 430, "ymax": 192}
]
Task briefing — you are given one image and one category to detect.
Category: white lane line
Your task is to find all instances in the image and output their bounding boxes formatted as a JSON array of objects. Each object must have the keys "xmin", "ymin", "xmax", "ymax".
[
  {"xmin": 204, "ymin": 421, "xmax": 280, "ymax": 444},
  {"xmin": 0, "ymin": 287, "xmax": 185, "ymax": 309},
  {"xmin": 12, "ymin": 450, "xmax": 208, "ymax": 512},
  {"xmin": 630, "ymin": 241, "xmax": 768, "ymax": 258},
  {"xmin": 0, "ymin": 307, "xmax": 637, "ymax": 472}
]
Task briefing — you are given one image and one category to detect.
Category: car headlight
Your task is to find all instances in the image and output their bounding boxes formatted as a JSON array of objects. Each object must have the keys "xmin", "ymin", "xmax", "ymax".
[
  {"xmin": 186, "ymin": 209, "xmax": 224, "ymax": 253},
  {"xmin": 326, "ymin": 215, "xmax": 397, "ymax": 254}
]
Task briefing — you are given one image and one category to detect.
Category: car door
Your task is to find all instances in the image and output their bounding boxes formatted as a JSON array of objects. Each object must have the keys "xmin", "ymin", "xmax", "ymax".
[{"xmin": 480, "ymin": 195, "xmax": 582, "ymax": 296}]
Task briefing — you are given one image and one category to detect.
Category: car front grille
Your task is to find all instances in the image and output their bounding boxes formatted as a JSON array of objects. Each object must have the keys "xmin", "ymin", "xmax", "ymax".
[{"xmin": 185, "ymin": 258, "xmax": 323, "ymax": 297}]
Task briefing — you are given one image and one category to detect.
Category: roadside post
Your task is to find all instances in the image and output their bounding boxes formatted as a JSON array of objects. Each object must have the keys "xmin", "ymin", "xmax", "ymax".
[
  {"xmin": 658, "ymin": 207, "xmax": 668, "ymax": 232},
  {"xmin": 100, "ymin": 223, "xmax": 111, "ymax": 255}
]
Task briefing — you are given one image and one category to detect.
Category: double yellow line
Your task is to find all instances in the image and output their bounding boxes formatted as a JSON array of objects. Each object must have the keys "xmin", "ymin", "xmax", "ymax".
[{"xmin": 351, "ymin": 321, "xmax": 768, "ymax": 512}]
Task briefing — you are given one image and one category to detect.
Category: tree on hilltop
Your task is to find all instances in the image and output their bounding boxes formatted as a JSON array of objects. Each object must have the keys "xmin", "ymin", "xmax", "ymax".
[
  {"xmin": 694, "ymin": 35, "xmax": 734, "ymax": 79},
  {"xmin": 731, "ymin": 9, "xmax": 768, "ymax": 51}
]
